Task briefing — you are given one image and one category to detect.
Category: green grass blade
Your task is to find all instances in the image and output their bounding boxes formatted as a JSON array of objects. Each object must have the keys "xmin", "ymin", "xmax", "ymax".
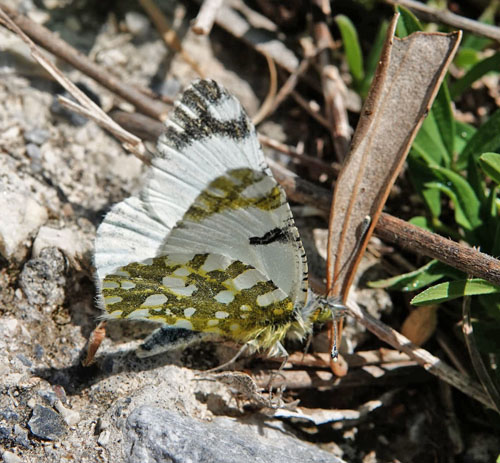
[
  {"xmin": 479, "ymin": 152, "xmax": 500, "ymax": 185},
  {"xmin": 411, "ymin": 279, "xmax": 500, "ymax": 305},
  {"xmin": 335, "ymin": 15, "xmax": 364, "ymax": 86}
]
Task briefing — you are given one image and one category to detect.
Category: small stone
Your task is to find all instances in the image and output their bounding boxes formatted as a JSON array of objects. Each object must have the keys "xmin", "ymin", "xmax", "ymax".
[
  {"xmin": 125, "ymin": 12, "xmax": 150, "ymax": 36},
  {"xmin": 13, "ymin": 424, "xmax": 30, "ymax": 448},
  {"xmin": 55, "ymin": 400, "xmax": 81, "ymax": 426},
  {"xmin": 0, "ymin": 193, "xmax": 47, "ymax": 262},
  {"xmin": 16, "ymin": 353, "xmax": 32, "ymax": 367},
  {"xmin": 97, "ymin": 430, "xmax": 110, "ymax": 446},
  {"xmin": 28, "ymin": 405, "xmax": 66, "ymax": 441},
  {"xmin": 32, "ymin": 226, "xmax": 84, "ymax": 269},
  {"xmin": 39, "ymin": 390, "xmax": 58, "ymax": 407},
  {"xmin": 25, "ymin": 143, "xmax": 41, "ymax": 160},
  {"xmin": 19, "ymin": 247, "xmax": 66, "ymax": 306},
  {"xmin": 34, "ymin": 344, "xmax": 44, "ymax": 360},
  {"xmin": 27, "ymin": 398, "xmax": 37, "ymax": 409},
  {"xmin": 24, "ymin": 128, "xmax": 49, "ymax": 145},
  {"xmin": 2, "ymin": 450, "xmax": 24, "ymax": 463}
]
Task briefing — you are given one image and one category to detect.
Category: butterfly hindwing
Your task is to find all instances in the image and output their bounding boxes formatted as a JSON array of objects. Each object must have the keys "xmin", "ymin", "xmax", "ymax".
[{"xmin": 101, "ymin": 253, "xmax": 295, "ymax": 349}]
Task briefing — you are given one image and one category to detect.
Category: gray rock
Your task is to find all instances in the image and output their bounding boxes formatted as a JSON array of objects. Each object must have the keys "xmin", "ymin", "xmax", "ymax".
[
  {"xmin": 28, "ymin": 405, "xmax": 66, "ymax": 441},
  {"xmin": 12, "ymin": 424, "xmax": 30, "ymax": 448},
  {"xmin": 124, "ymin": 406, "xmax": 342, "ymax": 463},
  {"xmin": 19, "ymin": 247, "xmax": 66, "ymax": 306},
  {"xmin": 0, "ymin": 193, "xmax": 47, "ymax": 262},
  {"xmin": 2, "ymin": 450, "xmax": 24, "ymax": 463},
  {"xmin": 124, "ymin": 12, "xmax": 150, "ymax": 37},
  {"xmin": 24, "ymin": 128, "xmax": 50, "ymax": 145}
]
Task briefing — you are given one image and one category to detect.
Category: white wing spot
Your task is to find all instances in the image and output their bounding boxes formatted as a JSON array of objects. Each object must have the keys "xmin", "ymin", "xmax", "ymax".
[
  {"xmin": 214, "ymin": 290, "xmax": 235, "ymax": 304},
  {"xmin": 207, "ymin": 319, "xmax": 219, "ymax": 327},
  {"xmin": 229, "ymin": 323, "xmax": 240, "ymax": 332},
  {"xmin": 240, "ymin": 304, "xmax": 251, "ymax": 311},
  {"xmin": 256, "ymin": 289, "xmax": 287, "ymax": 307},
  {"xmin": 126, "ymin": 308, "xmax": 151, "ymax": 319},
  {"xmin": 121, "ymin": 281, "xmax": 136, "ymax": 290},
  {"xmin": 231, "ymin": 269, "xmax": 266, "ymax": 290},
  {"xmin": 174, "ymin": 267, "xmax": 190, "ymax": 277},
  {"xmin": 215, "ymin": 311, "xmax": 229, "ymax": 319},
  {"xmin": 102, "ymin": 281, "xmax": 119, "ymax": 289},
  {"xmin": 162, "ymin": 276, "xmax": 185, "ymax": 288},
  {"xmin": 113, "ymin": 270, "xmax": 130, "ymax": 277},
  {"xmin": 172, "ymin": 284, "xmax": 197, "ymax": 296},
  {"xmin": 108, "ymin": 310, "xmax": 123, "ymax": 318},
  {"xmin": 240, "ymin": 314, "xmax": 248, "ymax": 319},
  {"xmin": 184, "ymin": 307, "xmax": 196, "ymax": 318},
  {"xmin": 174, "ymin": 319, "xmax": 193, "ymax": 330},
  {"xmin": 104, "ymin": 296, "xmax": 122, "ymax": 305},
  {"xmin": 142, "ymin": 294, "xmax": 168, "ymax": 306}
]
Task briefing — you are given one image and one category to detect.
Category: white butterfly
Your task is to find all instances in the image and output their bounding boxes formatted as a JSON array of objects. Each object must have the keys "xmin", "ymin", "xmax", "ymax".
[{"xmin": 94, "ymin": 80, "xmax": 335, "ymax": 359}]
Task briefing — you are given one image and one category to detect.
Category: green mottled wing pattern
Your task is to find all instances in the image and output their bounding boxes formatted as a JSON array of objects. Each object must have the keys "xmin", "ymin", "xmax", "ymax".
[{"xmin": 102, "ymin": 253, "xmax": 295, "ymax": 349}]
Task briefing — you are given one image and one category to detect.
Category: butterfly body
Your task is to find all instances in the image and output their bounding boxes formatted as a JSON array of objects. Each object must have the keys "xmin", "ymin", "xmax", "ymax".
[{"xmin": 95, "ymin": 80, "xmax": 320, "ymax": 357}]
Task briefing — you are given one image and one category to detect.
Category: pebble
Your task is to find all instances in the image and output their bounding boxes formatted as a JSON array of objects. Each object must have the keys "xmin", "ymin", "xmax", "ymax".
[
  {"xmin": 125, "ymin": 12, "xmax": 150, "ymax": 37},
  {"xmin": 24, "ymin": 128, "xmax": 50, "ymax": 145},
  {"xmin": 0, "ymin": 193, "xmax": 47, "ymax": 262},
  {"xmin": 2, "ymin": 450, "xmax": 24, "ymax": 463},
  {"xmin": 28, "ymin": 405, "xmax": 66, "ymax": 441},
  {"xmin": 55, "ymin": 400, "xmax": 81, "ymax": 426}
]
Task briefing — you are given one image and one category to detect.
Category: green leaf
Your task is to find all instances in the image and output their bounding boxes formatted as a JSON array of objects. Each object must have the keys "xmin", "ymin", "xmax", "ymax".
[
  {"xmin": 411, "ymin": 279, "xmax": 500, "ymax": 305},
  {"xmin": 451, "ymin": 52, "xmax": 500, "ymax": 100},
  {"xmin": 395, "ymin": 6, "xmax": 422, "ymax": 37},
  {"xmin": 429, "ymin": 165, "xmax": 482, "ymax": 230},
  {"xmin": 457, "ymin": 108, "xmax": 500, "ymax": 169},
  {"xmin": 335, "ymin": 15, "xmax": 364, "ymax": 86},
  {"xmin": 369, "ymin": 260, "xmax": 463, "ymax": 291},
  {"xmin": 479, "ymin": 152, "xmax": 500, "ymax": 185},
  {"xmin": 454, "ymin": 47, "xmax": 481, "ymax": 69},
  {"xmin": 431, "ymin": 84, "xmax": 455, "ymax": 161},
  {"xmin": 412, "ymin": 110, "xmax": 451, "ymax": 166},
  {"xmin": 409, "ymin": 215, "xmax": 432, "ymax": 231},
  {"xmin": 454, "ymin": 120, "xmax": 476, "ymax": 156},
  {"xmin": 408, "ymin": 158, "xmax": 442, "ymax": 217}
]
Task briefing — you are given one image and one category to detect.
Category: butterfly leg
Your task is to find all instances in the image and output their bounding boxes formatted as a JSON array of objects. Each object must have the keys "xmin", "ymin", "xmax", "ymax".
[
  {"xmin": 137, "ymin": 326, "xmax": 209, "ymax": 358},
  {"xmin": 203, "ymin": 343, "xmax": 249, "ymax": 373},
  {"xmin": 266, "ymin": 341, "xmax": 289, "ymax": 404}
]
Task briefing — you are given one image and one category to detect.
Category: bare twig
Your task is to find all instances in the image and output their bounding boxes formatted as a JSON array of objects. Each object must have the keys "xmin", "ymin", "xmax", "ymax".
[
  {"xmin": 257, "ymin": 58, "xmax": 312, "ymax": 122},
  {"xmin": 259, "ymin": 134, "xmax": 339, "ymax": 176},
  {"xmin": 252, "ymin": 53, "xmax": 278, "ymax": 125},
  {"xmin": 139, "ymin": 0, "xmax": 205, "ymax": 77},
  {"xmin": 0, "ymin": 5, "xmax": 169, "ymax": 121},
  {"xmin": 192, "ymin": 0, "xmax": 224, "ymax": 35},
  {"xmin": 346, "ymin": 298, "xmax": 494, "ymax": 409},
  {"xmin": 291, "ymin": 90, "xmax": 330, "ymax": 129},
  {"xmin": 312, "ymin": 2, "xmax": 351, "ymax": 161},
  {"xmin": 386, "ymin": 0, "xmax": 500, "ymax": 42}
]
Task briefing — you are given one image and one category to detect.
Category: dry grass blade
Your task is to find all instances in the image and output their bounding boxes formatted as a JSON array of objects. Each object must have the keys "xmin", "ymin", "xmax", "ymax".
[
  {"xmin": 0, "ymin": 8, "xmax": 146, "ymax": 162},
  {"xmin": 326, "ymin": 15, "xmax": 461, "ymax": 299},
  {"xmin": 251, "ymin": 53, "xmax": 278, "ymax": 125}
]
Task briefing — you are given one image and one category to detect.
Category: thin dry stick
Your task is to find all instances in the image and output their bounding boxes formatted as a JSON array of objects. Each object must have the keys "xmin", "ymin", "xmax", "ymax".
[
  {"xmin": 258, "ymin": 134, "xmax": 339, "ymax": 176},
  {"xmin": 139, "ymin": 0, "xmax": 205, "ymax": 77},
  {"xmin": 313, "ymin": 3, "xmax": 351, "ymax": 161},
  {"xmin": 386, "ymin": 0, "xmax": 500, "ymax": 42},
  {"xmin": 262, "ymin": 58, "xmax": 312, "ymax": 121},
  {"xmin": 346, "ymin": 298, "xmax": 495, "ymax": 409},
  {"xmin": 0, "ymin": 5, "xmax": 169, "ymax": 121},
  {"xmin": 252, "ymin": 53, "xmax": 278, "ymax": 125},
  {"xmin": 192, "ymin": 0, "xmax": 224, "ymax": 35},
  {"xmin": 291, "ymin": 90, "xmax": 330, "ymax": 129}
]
